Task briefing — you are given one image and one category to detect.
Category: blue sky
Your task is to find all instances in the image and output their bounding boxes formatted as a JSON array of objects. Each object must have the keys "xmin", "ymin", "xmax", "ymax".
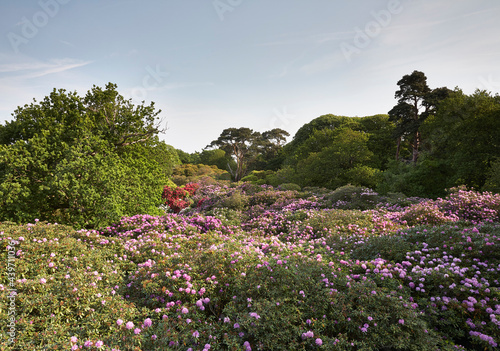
[{"xmin": 1, "ymin": 0, "xmax": 500, "ymax": 153}]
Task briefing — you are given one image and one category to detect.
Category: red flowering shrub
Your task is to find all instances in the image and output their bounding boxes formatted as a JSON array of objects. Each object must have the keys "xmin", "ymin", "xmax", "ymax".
[
  {"xmin": 161, "ymin": 183, "xmax": 199, "ymax": 213},
  {"xmin": 184, "ymin": 183, "xmax": 200, "ymax": 196}
]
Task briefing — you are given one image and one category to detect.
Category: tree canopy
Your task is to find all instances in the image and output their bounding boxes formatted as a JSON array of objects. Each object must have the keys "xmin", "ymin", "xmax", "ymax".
[
  {"xmin": 0, "ymin": 83, "xmax": 178, "ymax": 228},
  {"xmin": 388, "ymin": 70, "xmax": 451, "ymax": 163},
  {"xmin": 206, "ymin": 127, "xmax": 289, "ymax": 181}
]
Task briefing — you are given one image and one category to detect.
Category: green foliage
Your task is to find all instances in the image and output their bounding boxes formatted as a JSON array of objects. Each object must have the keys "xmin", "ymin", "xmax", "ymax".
[
  {"xmin": 175, "ymin": 148, "xmax": 193, "ymax": 164},
  {"xmin": 171, "ymin": 163, "xmax": 229, "ymax": 186},
  {"xmin": 284, "ymin": 114, "xmax": 359, "ymax": 155},
  {"xmin": 278, "ymin": 183, "xmax": 301, "ymax": 191},
  {"xmin": 0, "ymin": 83, "xmax": 176, "ymax": 228},
  {"xmin": 198, "ymin": 148, "xmax": 234, "ymax": 171},
  {"xmin": 377, "ymin": 159, "xmax": 448, "ymax": 198},
  {"xmin": 344, "ymin": 165, "xmax": 381, "ymax": 189},
  {"xmin": 358, "ymin": 114, "xmax": 397, "ymax": 170},
  {"xmin": 264, "ymin": 166, "xmax": 297, "ymax": 187},
  {"xmin": 378, "ymin": 87, "xmax": 499, "ymax": 199},
  {"xmin": 294, "ymin": 127, "xmax": 378, "ymax": 189},
  {"xmin": 3, "ymin": 186, "xmax": 499, "ymax": 350},
  {"xmin": 483, "ymin": 158, "xmax": 500, "ymax": 193},
  {"xmin": 321, "ymin": 185, "xmax": 380, "ymax": 210},
  {"xmin": 423, "ymin": 89, "xmax": 500, "ymax": 190},
  {"xmin": 206, "ymin": 128, "xmax": 289, "ymax": 181},
  {"xmin": 222, "ymin": 190, "xmax": 248, "ymax": 210}
]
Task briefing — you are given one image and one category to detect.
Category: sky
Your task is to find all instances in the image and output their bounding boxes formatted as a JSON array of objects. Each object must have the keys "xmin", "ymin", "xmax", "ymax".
[{"xmin": 1, "ymin": 0, "xmax": 500, "ymax": 153}]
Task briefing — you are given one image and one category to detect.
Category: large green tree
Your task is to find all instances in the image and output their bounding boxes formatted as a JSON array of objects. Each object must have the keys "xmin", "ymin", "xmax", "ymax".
[
  {"xmin": 279, "ymin": 114, "xmax": 394, "ymax": 189},
  {"xmin": 283, "ymin": 114, "xmax": 359, "ymax": 159},
  {"xmin": 253, "ymin": 128, "xmax": 290, "ymax": 171},
  {"xmin": 198, "ymin": 148, "xmax": 235, "ymax": 171},
  {"xmin": 423, "ymin": 89, "xmax": 500, "ymax": 189},
  {"xmin": 0, "ymin": 83, "xmax": 178, "ymax": 228},
  {"xmin": 207, "ymin": 128, "xmax": 260, "ymax": 181},
  {"xmin": 207, "ymin": 127, "xmax": 289, "ymax": 181},
  {"xmin": 388, "ymin": 70, "xmax": 451, "ymax": 163},
  {"xmin": 379, "ymin": 88, "xmax": 500, "ymax": 197},
  {"xmin": 294, "ymin": 127, "xmax": 379, "ymax": 189}
]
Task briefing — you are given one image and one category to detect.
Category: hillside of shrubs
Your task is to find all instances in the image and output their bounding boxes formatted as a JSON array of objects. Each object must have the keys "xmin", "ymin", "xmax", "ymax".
[{"xmin": 1, "ymin": 183, "xmax": 499, "ymax": 350}]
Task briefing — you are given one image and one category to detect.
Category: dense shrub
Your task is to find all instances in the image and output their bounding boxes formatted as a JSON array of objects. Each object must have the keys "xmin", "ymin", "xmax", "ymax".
[
  {"xmin": 321, "ymin": 185, "xmax": 380, "ymax": 210},
  {"xmin": 278, "ymin": 183, "xmax": 301, "ymax": 192},
  {"xmin": 171, "ymin": 164, "xmax": 230, "ymax": 186},
  {"xmin": 436, "ymin": 186, "xmax": 500, "ymax": 223},
  {"xmin": 483, "ymin": 158, "xmax": 500, "ymax": 193},
  {"xmin": 161, "ymin": 183, "xmax": 200, "ymax": 213},
  {"xmin": 2, "ymin": 187, "xmax": 499, "ymax": 350},
  {"xmin": 222, "ymin": 190, "xmax": 248, "ymax": 211},
  {"xmin": 397, "ymin": 200, "xmax": 459, "ymax": 226}
]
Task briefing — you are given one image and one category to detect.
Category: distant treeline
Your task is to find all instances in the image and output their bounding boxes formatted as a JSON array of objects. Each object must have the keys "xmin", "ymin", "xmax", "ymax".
[
  {"xmin": 180, "ymin": 71, "xmax": 500, "ymax": 198},
  {"xmin": 0, "ymin": 72, "xmax": 498, "ymax": 228}
]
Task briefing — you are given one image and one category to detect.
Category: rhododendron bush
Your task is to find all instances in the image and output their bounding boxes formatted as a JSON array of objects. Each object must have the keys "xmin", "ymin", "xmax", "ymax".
[
  {"xmin": 0, "ymin": 185, "xmax": 499, "ymax": 350},
  {"xmin": 161, "ymin": 183, "xmax": 200, "ymax": 213}
]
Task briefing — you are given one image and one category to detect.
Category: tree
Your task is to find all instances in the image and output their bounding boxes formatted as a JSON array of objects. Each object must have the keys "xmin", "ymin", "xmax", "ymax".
[
  {"xmin": 175, "ymin": 148, "xmax": 193, "ymax": 164},
  {"xmin": 484, "ymin": 158, "xmax": 500, "ymax": 193},
  {"xmin": 253, "ymin": 128, "xmax": 290, "ymax": 171},
  {"xmin": 423, "ymin": 89, "xmax": 500, "ymax": 189},
  {"xmin": 260, "ymin": 128, "xmax": 289, "ymax": 158},
  {"xmin": 295, "ymin": 127, "xmax": 378, "ymax": 189},
  {"xmin": 283, "ymin": 114, "xmax": 359, "ymax": 159},
  {"xmin": 358, "ymin": 114, "xmax": 397, "ymax": 170},
  {"xmin": 388, "ymin": 70, "xmax": 451, "ymax": 163},
  {"xmin": 198, "ymin": 148, "xmax": 235, "ymax": 171},
  {"xmin": 0, "ymin": 83, "xmax": 177, "ymax": 228},
  {"xmin": 206, "ymin": 128, "xmax": 262, "ymax": 181},
  {"xmin": 0, "ymin": 83, "xmax": 165, "ymax": 148}
]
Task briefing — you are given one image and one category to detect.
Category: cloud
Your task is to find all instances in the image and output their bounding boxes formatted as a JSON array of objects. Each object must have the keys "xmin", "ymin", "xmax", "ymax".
[
  {"xmin": 0, "ymin": 58, "xmax": 93, "ymax": 80},
  {"xmin": 0, "ymin": 57, "xmax": 94, "ymax": 121}
]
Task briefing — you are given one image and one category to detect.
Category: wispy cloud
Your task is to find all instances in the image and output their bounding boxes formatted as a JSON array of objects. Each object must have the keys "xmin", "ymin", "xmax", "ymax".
[{"xmin": 0, "ymin": 58, "xmax": 93, "ymax": 80}]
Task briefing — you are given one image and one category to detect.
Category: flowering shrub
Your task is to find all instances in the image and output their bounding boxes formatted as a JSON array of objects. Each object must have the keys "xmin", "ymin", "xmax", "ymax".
[
  {"xmin": 161, "ymin": 183, "xmax": 200, "ymax": 213},
  {"xmin": 436, "ymin": 186, "xmax": 500, "ymax": 223},
  {"xmin": 398, "ymin": 200, "xmax": 460, "ymax": 226},
  {"xmin": 1, "ymin": 186, "xmax": 498, "ymax": 350}
]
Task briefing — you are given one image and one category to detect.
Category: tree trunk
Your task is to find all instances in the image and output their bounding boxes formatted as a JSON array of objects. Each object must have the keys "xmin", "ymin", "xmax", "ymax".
[
  {"xmin": 412, "ymin": 131, "xmax": 420, "ymax": 164},
  {"xmin": 396, "ymin": 137, "xmax": 401, "ymax": 161}
]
